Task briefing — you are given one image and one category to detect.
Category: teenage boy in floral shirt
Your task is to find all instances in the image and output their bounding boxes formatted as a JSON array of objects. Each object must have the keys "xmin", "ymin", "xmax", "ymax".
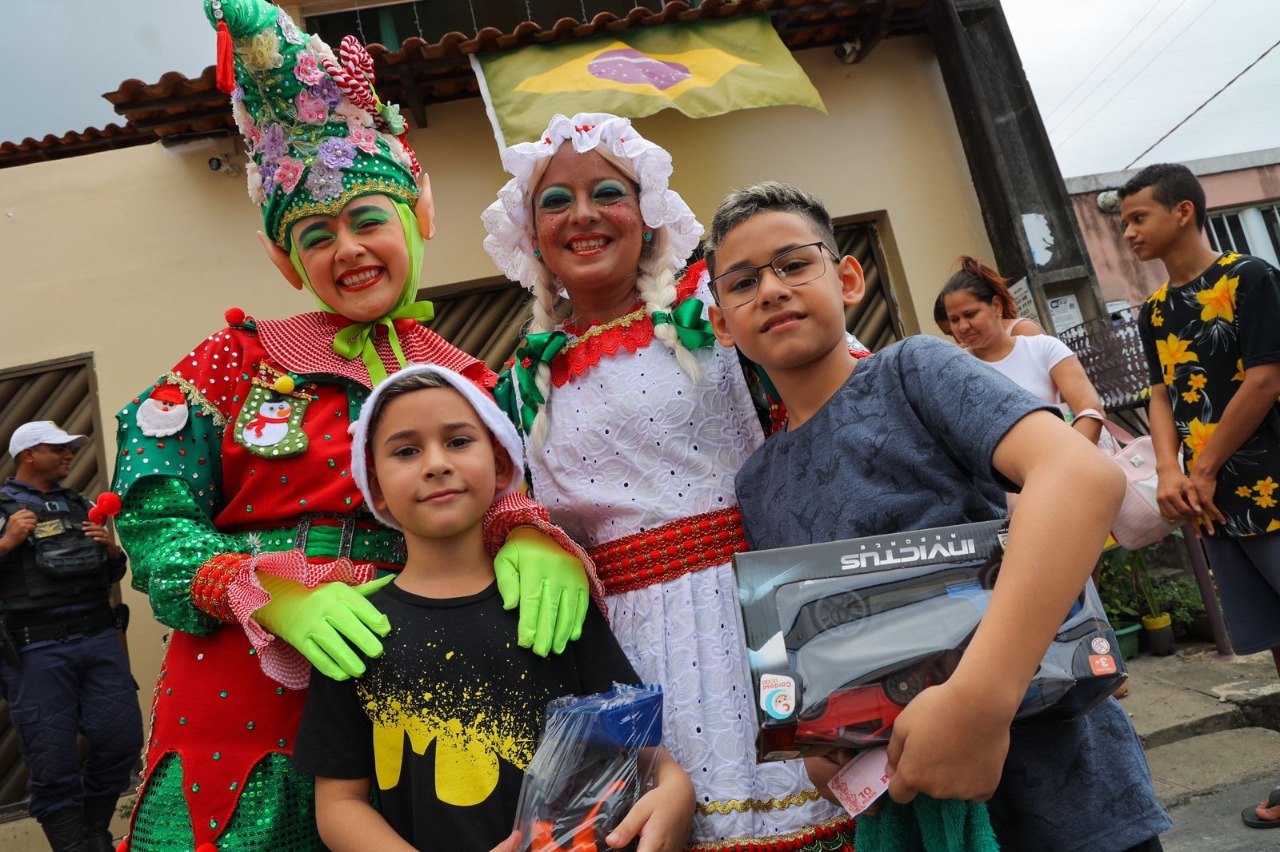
[{"xmin": 1121, "ymin": 161, "xmax": 1280, "ymax": 830}]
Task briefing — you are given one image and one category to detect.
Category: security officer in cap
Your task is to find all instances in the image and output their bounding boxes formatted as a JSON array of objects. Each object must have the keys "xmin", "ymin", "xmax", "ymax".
[{"xmin": 1, "ymin": 422, "xmax": 142, "ymax": 852}]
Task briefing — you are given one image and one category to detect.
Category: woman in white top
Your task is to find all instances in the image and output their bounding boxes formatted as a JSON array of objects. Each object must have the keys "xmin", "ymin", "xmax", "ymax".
[
  {"xmin": 933, "ymin": 284, "xmax": 1044, "ymax": 341},
  {"xmin": 942, "ymin": 256, "xmax": 1104, "ymax": 444}
]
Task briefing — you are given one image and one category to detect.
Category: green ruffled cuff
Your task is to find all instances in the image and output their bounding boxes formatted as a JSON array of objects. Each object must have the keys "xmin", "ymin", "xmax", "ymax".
[{"xmin": 120, "ymin": 476, "xmax": 245, "ymax": 636}]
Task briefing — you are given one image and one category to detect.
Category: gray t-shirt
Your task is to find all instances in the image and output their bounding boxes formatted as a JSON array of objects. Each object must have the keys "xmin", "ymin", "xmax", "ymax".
[{"xmin": 736, "ymin": 336, "xmax": 1171, "ymax": 851}]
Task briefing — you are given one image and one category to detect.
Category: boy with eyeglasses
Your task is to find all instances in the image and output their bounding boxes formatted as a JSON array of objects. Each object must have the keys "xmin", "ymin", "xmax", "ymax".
[{"xmin": 705, "ymin": 181, "xmax": 1170, "ymax": 851}]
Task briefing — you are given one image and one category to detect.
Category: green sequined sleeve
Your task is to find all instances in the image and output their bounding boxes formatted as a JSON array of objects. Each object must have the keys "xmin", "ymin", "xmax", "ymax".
[
  {"xmin": 113, "ymin": 364, "xmax": 241, "ymax": 635},
  {"xmin": 120, "ymin": 476, "xmax": 244, "ymax": 635}
]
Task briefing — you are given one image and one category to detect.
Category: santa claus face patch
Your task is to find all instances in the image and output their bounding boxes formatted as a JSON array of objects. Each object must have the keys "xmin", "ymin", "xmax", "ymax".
[
  {"xmin": 137, "ymin": 382, "xmax": 190, "ymax": 438},
  {"xmin": 233, "ymin": 364, "xmax": 315, "ymax": 458}
]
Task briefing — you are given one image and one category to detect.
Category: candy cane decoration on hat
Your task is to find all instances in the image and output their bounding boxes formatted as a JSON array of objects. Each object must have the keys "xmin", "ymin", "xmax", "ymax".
[
  {"xmin": 321, "ymin": 35, "xmax": 422, "ymax": 180},
  {"xmin": 322, "ymin": 36, "xmax": 378, "ymax": 114}
]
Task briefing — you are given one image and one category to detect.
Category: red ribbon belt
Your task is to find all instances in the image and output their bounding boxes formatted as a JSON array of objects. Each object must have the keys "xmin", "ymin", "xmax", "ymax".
[{"xmin": 589, "ymin": 507, "xmax": 747, "ymax": 595}]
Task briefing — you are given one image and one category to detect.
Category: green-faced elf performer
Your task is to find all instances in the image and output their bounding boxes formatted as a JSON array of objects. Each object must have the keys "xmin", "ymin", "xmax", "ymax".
[{"xmin": 111, "ymin": 2, "xmax": 599, "ymax": 849}]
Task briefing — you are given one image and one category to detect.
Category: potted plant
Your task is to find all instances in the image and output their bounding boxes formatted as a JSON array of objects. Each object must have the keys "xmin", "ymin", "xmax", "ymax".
[
  {"xmin": 1130, "ymin": 549, "xmax": 1176, "ymax": 656},
  {"xmin": 1097, "ymin": 550, "xmax": 1142, "ymax": 659}
]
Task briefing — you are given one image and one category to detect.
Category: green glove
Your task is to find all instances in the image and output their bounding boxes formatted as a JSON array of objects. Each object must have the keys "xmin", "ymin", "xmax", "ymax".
[
  {"xmin": 254, "ymin": 574, "xmax": 394, "ymax": 681},
  {"xmin": 494, "ymin": 527, "xmax": 589, "ymax": 657}
]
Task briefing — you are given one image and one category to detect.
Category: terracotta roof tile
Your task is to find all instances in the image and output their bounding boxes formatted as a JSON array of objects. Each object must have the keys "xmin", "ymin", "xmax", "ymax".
[
  {"xmin": 1, "ymin": 0, "xmax": 926, "ymax": 167},
  {"xmin": 0, "ymin": 123, "xmax": 156, "ymax": 167}
]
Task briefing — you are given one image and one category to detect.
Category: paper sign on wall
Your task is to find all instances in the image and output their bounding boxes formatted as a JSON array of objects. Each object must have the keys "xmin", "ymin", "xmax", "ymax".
[
  {"xmin": 1048, "ymin": 294, "xmax": 1084, "ymax": 332},
  {"xmin": 1007, "ymin": 278, "xmax": 1041, "ymax": 326}
]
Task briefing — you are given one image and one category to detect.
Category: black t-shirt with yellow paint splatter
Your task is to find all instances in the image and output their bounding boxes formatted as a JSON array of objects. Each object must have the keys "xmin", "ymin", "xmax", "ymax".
[
  {"xmin": 294, "ymin": 581, "xmax": 638, "ymax": 851},
  {"xmin": 1138, "ymin": 251, "xmax": 1280, "ymax": 536}
]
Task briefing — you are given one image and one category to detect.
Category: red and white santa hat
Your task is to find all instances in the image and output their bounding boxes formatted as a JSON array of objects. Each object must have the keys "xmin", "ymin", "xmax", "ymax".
[
  {"xmin": 349, "ymin": 364, "xmax": 524, "ymax": 531},
  {"xmin": 148, "ymin": 382, "xmax": 186, "ymax": 406}
]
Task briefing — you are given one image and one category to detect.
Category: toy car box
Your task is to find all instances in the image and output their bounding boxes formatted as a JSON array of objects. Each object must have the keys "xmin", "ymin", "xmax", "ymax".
[{"xmin": 734, "ymin": 519, "xmax": 1126, "ymax": 761}]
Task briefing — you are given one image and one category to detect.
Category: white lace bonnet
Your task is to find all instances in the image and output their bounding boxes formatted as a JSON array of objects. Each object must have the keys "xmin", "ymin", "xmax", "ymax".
[{"xmin": 481, "ymin": 113, "xmax": 704, "ymax": 292}]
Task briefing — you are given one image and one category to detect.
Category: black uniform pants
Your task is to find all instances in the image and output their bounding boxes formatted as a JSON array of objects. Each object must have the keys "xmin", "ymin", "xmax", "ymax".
[{"xmin": 0, "ymin": 627, "xmax": 142, "ymax": 819}]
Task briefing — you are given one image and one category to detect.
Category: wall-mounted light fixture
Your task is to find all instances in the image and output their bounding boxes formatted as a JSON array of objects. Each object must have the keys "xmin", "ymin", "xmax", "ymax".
[
  {"xmin": 1096, "ymin": 189, "xmax": 1122, "ymax": 214},
  {"xmin": 207, "ymin": 152, "xmax": 242, "ymax": 177}
]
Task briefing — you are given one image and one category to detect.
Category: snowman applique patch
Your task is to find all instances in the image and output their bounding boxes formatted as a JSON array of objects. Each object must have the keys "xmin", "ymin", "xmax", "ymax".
[{"xmin": 233, "ymin": 363, "xmax": 315, "ymax": 458}]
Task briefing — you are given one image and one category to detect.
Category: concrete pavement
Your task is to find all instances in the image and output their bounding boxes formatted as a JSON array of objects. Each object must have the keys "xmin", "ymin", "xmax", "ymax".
[
  {"xmin": 1122, "ymin": 642, "xmax": 1280, "ymax": 850},
  {"xmin": 1, "ymin": 641, "xmax": 1276, "ymax": 850}
]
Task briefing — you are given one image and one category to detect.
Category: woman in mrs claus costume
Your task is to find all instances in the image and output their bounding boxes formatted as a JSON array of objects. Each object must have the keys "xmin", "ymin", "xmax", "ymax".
[{"xmin": 485, "ymin": 114, "xmax": 857, "ymax": 852}]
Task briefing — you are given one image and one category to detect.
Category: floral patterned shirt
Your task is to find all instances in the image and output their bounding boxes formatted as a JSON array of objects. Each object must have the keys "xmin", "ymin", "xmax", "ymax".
[{"xmin": 1138, "ymin": 252, "xmax": 1280, "ymax": 536}]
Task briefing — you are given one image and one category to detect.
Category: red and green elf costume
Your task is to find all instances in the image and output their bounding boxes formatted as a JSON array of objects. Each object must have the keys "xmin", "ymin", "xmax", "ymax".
[{"xmin": 112, "ymin": 3, "xmax": 597, "ymax": 849}]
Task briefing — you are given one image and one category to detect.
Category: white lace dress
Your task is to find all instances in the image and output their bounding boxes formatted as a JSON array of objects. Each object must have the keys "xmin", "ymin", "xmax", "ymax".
[{"xmin": 520, "ymin": 283, "xmax": 849, "ymax": 847}]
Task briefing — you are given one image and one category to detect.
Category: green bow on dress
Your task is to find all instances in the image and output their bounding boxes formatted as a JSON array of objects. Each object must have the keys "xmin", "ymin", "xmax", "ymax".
[
  {"xmin": 652, "ymin": 298, "xmax": 716, "ymax": 350},
  {"xmin": 507, "ymin": 331, "xmax": 569, "ymax": 434}
]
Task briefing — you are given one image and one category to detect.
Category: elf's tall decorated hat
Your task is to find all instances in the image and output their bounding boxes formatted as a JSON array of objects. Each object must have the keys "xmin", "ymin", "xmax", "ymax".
[{"xmin": 204, "ymin": 0, "xmax": 421, "ymax": 248}]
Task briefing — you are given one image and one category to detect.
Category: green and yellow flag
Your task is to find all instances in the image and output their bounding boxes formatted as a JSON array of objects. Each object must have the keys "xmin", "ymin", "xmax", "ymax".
[{"xmin": 470, "ymin": 15, "xmax": 825, "ymax": 147}]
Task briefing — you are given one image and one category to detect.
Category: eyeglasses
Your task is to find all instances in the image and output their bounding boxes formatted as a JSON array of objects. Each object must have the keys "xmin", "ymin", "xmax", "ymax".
[{"xmin": 710, "ymin": 242, "xmax": 836, "ymax": 309}]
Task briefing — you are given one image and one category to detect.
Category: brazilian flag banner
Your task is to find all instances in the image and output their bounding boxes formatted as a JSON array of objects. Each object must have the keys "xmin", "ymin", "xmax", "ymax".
[{"xmin": 470, "ymin": 15, "xmax": 826, "ymax": 147}]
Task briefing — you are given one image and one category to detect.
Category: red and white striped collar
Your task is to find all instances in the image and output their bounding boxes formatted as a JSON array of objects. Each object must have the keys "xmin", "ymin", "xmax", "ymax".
[{"xmin": 254, "ymin": 312, "xmax": 489, "ymax": 389}]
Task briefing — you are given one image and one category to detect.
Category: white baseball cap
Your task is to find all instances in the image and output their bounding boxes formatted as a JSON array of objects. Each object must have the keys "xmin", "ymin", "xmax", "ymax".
[{"xmin": 9, "ymin": 421, "xmax": 90, "ymax": 457}]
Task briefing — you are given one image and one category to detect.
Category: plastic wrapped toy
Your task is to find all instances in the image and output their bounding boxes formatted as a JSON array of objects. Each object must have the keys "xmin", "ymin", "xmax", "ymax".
[
  {"xmin": 737, "ymin": 520, "xmax": 1127, "ymax": 760},
  {"xmin": 513, "ymin": 684, "xmax": 663, "ymax": 852}
]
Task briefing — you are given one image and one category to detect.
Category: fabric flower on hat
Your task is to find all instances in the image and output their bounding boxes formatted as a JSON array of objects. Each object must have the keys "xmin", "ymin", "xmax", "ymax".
[
  {"xmin": 388, "ymin": 139, "xmax": 415, "ymax": 171},
  {"xmin": 307, "ymin": 33, "xmax": 338, "ymax": 65},
  {"xmin": 274, "ymin": 157, "xmax": 305, "ymax": 193},
  {"xmin": 278, "ymin": 9, "xmax": 305, "ymax": 45},
  {"xmin": 348, "ymin": 125, "xmax": 379, "ymax": 154},
  {"xmin": 305, "ymin": 164, "xmax": 344, "ymax": 201},
  {"xmin": 258, "ymin": 123, "xmax": 286, "ymax": 159},
  {"xmin": 296, "ymin": 90, "xmax": 329, "ymax": 125},
  {"xmin": 239, "ymin": 113, "xmax": 263, "ymax": 151},
  {"xmin": 377, "ymin": 102, "xmax": 405, "ymax": 136},
  {"xmin": 311, "ymin": 77, "xmax": 342, "ymax": 109},
  {"xmin": 317, "ymin": 138, "xmax": 356, "ymax": 171},
  {"xmin": 259, "ymin": 161, "xmax": 279, "ymax": 194},
  {"xmin": 238, "ymin": 29, "xmax": 283, "ymax": 71},
  {"xmin": 245, "ymin": 162, "xmax": 266, "ymax": 204},
  {"xmin": 294, "ymin": 52, "xmax": 325, "ymax": 85}
]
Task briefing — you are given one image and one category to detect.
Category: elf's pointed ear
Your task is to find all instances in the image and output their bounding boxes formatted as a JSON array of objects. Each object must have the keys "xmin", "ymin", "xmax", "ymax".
[
  {"xmin": 415, "ymin": 172, "xmax": 436, "ymax": 240},
  {"xmin": 258, "ymin": 231, "xmax": 304, "ymax": 290}
]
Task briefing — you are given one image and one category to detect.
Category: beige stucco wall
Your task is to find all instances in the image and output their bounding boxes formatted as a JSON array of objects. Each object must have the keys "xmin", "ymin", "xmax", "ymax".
[{"xmin": 0, "ymin": 35, "xmax": 987, "ymax": 729}]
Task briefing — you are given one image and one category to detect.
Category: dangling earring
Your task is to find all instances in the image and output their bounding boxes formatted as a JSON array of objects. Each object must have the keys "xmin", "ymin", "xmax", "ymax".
[
  {"xmin": 643, "ymin": 232, "xmax": 652, "ymax": 242},
  {"xmin": 533, "ymin": 248, "xmax": 541, "ymax": 258}
]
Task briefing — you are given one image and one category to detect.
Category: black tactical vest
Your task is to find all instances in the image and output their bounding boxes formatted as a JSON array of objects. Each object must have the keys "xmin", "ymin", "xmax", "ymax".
[{"xmin": 0, "ymin": 492, "xmax": 111, "ymax": 613}]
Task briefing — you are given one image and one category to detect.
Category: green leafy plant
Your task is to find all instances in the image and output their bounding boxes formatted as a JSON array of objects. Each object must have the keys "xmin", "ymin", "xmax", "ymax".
[
  {"xmin": 1097, "ymin": 549, "xmax": 1141, "ymax": 623},
  {"xmin": 1157, "ymin": 577, "xmax": 1206, "ymax": 628},
  {"xmin": 1098, "ymin": 546, "xmax": 1168, "ymax": 619},
  {"xmin": 1130, "ymin": 548, "xmax": 1166, "ymax": 618}
]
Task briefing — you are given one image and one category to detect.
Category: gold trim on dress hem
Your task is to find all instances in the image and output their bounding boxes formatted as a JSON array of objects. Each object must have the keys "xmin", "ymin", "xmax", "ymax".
[
  {"xmin": 685, "ymin": 813, "xmax": 855, "ymax": 851},
  {"xmin": 696, "ymin": 787, "xmax": 822, "ymax": 815}
]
